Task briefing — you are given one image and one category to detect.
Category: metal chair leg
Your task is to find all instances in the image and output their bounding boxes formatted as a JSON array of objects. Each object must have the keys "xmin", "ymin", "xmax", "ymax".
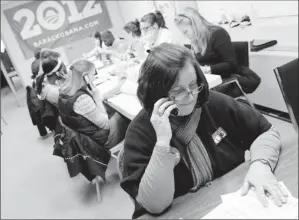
[
  {"xmin": 95, "ymin": 176, "xmax": 102, "ymax": 204},
  {"xmin": 235, "ymin": 81, "xmax": 257, "ymax": 110}
]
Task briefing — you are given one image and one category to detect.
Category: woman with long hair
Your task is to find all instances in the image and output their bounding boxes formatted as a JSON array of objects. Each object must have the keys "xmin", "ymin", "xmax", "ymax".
[
  {"xmin": 58, "ymin": 59, "xmax": 130, "ymax": 149},
  {"xmin": 174, "ymin": 7, "xmax": 237, "ymax": 77},
  {"xmin": 175, "ymin": 7, "xmax": 261, "ymax": 97}
]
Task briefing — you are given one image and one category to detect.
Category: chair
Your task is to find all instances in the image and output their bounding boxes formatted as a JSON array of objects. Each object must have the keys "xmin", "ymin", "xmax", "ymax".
[
  {"xmin": 94, "ymin": 140, "xmax": 124, "ymax": 203},
  {"xmin": 274, "ymin": 58, "xmax": 298, "ymax": 133},
  {"xmin": 212, "ymin": 41, "xmax": 256, "ymax": 110},
  {"xmin": 59, "ymin": 116, "xmax": 125, "ymax": 203}
]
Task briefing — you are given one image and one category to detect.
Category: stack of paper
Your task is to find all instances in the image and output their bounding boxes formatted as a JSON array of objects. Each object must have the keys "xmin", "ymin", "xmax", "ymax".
[{"xmin": 202, "ymin": 182, "xmax": 298, "ymax": 219}]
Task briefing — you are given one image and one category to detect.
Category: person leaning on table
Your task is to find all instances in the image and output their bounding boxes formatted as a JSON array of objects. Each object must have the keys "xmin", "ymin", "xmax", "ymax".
[
  {"xmin": 174, "ymin": 7, "xmax": 260, "ymax": 97},
  {"xmin": 83, "ymin": 31, "xmax": 104, "ymax": 59},
  {"xmin": 120, "ymin": 43, "xmax": 288, "ymax": 218}
]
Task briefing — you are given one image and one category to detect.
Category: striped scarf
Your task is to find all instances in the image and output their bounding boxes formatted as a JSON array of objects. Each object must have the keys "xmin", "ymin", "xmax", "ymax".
[{"xmin": 172, "ymin": 108, "xmax": 213, "ymax": 192}]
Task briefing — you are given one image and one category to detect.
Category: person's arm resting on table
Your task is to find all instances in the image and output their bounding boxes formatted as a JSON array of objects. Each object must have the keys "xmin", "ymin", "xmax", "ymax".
[{"xmin": 227, "ymin": 95, "xmax": 286, "ymax": 206}]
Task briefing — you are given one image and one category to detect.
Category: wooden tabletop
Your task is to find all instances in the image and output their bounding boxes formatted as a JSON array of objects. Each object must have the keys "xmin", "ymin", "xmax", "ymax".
[{"xmin": 139, "ymin": 130, "xmax": 298, "ymax": 219}]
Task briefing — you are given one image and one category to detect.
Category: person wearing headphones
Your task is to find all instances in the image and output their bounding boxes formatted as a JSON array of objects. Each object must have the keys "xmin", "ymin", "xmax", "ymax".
[
  {"xmin": 120, "ymin": 44, "xmax": 284, "ymax": 218},
  {"xmin": 35, "ymin": 49, "xmax": 68, "ymax": 106}
]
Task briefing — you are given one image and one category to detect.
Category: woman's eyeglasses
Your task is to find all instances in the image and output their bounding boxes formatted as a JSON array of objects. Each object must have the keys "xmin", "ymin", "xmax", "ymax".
[
  {"xmin": 141, "ymin": 26, "xmax": 156, "ymax": 35},
  {"xmin": 169, "ymin": 83, "xmax": 204, "ymax": 101}
]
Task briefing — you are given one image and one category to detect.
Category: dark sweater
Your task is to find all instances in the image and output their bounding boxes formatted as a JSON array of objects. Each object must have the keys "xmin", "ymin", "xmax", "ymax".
[
  {"xmin": 121, "ymin": 91, "xmax": 279, "ymax": 218},
  {"xmin": 195, "ymin": 27, "xmax": 238, "ymax": 78}
]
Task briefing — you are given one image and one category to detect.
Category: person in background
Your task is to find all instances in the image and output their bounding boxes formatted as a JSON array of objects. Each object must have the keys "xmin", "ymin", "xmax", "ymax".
[
  {"xmin": 174, "ymin": 7, "xmax": 236, "ymax": 77},
  {"xmin": 140, "ymin": 11, "xmax": 174, "ymax": 52},
  {"xmin": 35, "ymin": 49, "xmax": 68, "ymax": 106},
  {"xmin": 26, "ymin": 57, "xmax": 48, "ymax": 138},
  {"xmin": 123, "ymin": 19, "xmax": 146, "ymax": 60},
  {"xmin": 58, "ymin": 59, "xmax": 130, "ymax": 149},
  {"xmin": 121, "ymin": 43, "xmax": 285, "ymax": 218},
  {"xmin": 124, "ymin": 19, "xmax": 142, "ymax": 38},
  {"xmin": 101, "ymin": 30, "xmax": 129, "ymax": 54},
  {"xmin": 83, "ymin": 31, "xmax": 104, "ymax": 59},
  {"xmin": 174, "ymin": 7, "xmax": 261, "ymax": 97}
]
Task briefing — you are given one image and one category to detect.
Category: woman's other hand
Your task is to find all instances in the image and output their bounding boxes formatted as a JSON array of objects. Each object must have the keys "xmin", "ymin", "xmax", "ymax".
[
  {"xmin": 150, "ymin": 98, "xmax": 177, "ymax": 151},
  {"xmin": 241, "ymin": 161, "xmax": 289, "ymax": 207}
]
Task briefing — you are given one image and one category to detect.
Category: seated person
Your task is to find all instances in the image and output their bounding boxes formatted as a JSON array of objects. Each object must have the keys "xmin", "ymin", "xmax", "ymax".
[
  {"xmin": 140, "ymin": 11, "xmax": 174, "ymax": 52},
  {"xmin": 33, "ymin": 48, "xmax": 67, "ymax": 146},
  {"xmin": 58, "ymin": 59, "xmax": 130, "ymax": 149},
  {"xmin": 175, "ymin": 7, "xmax": 236, "ymax": 77},
  {"xmin": 124, "ymin": 19, "xmax": 142, "ymax": 38},
  {"xmin": 123, "ymin": 19, "xmax": 144, "ymax": 59},
  {"xmin": 101, "ymin": 30, "xmax": 130, "ymax": 56},
  {"xmin": 83, "ymin": 31, "xmax": 104, "ymax": 59},
  {"xmin": 121, "ymin": 43, "xmax": 286, "ymax": 218},
  {"xmin": 174, "ymin": 7, "xmax": 260, "ymax": 97},
  {"xmin": 35, "ymin": 49, "xmax": 68, "ymax": 106}
]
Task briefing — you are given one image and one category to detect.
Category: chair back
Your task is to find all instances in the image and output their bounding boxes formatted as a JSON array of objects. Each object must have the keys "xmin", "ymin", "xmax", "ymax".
[
  {"xmin": 232, "ymin": 41, "xmax": 249, "ymax": 67},
  {"xmin": 274, "ymin": 58, "xmax": 298, "ymax": 133}
]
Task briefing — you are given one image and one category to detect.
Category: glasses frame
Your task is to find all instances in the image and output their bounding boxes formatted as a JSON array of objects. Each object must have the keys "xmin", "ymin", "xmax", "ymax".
[{"xmin": 169, "ymin": 83, "xmax": 204, "ymax": 101}]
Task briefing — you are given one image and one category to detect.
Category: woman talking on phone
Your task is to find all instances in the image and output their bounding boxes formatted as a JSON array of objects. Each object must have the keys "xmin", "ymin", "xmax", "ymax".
[
  {"xmin": 120, "ymin": 43, "xmax": 285, "ymax": 218},
  {"xmin": 58, "ymin": 59, "xmax": 130, "ymax": 149}
]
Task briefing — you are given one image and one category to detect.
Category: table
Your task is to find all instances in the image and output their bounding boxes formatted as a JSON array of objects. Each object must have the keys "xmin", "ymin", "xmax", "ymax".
[
  {"xmin": 96, "ymin": 63, "xmax": 222, "ymax": 120},
  {"xmin": 139, "ymin": 132, "xmax": 298, "ymax": 219}
]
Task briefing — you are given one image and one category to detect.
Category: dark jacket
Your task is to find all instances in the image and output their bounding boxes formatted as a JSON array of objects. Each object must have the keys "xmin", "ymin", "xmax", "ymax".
[
  {"xmin": 121, "ymin": 91, "xmax": 271, "ymax": 218},
  {"xmin": 195, "ymin": 27, "xmax": 238, "ymax": 78},
  {"xmin": 26, "ymin": 86, "xmax": 43, "ymax": 125},
  {"xmin": 54, "ymin": 124, "xmax": 110, "ymax": 181},
  {"xmin": 26, "ymin": 85, "xmax": 58, "ymax": 130},
  {"xmin": 58, "ymin": 88, "xmax": 110, "ymax": 146},
  {"xmin": 57, "ymin": 88, "xmax": 111, "ymax": 181}
]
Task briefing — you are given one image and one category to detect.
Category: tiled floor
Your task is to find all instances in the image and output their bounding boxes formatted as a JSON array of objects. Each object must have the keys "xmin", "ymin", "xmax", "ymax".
[{"xmin": 1, "ymin": 80, "xmax": 297, "ymax": 219}]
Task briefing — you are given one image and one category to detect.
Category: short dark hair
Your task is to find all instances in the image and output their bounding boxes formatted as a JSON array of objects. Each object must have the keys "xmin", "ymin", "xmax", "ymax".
[
  {"xmin": 101, "ymin": 30, "xmax": 114, "ymax": 39},
  {"xmin": 124, "ymin": 19, "xmax": 141, "ymax": 37},
  {"xmin": 141, "ymin": 11, "xmax": 167, "ymax": 28},
  {"xmin": 137, "ymin": 43, "xmax": 209, "ymax": 112}
]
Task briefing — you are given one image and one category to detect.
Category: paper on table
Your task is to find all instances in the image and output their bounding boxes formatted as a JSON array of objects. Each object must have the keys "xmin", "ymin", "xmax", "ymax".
[
  {"xmin": 203, "ymin": 182, "xmax": 298, "ymax": 219},
  {"xmin": 107, "ymin": 93, "xmax": 142, "ymax": 119},
  {"xmin": 120, "ymin": 80, "xmax": 138, "ymax": 96}
]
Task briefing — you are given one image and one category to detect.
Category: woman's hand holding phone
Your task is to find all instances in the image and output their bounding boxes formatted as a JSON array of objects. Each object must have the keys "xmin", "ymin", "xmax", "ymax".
[
  {"xmin": 84, "ymin": 74, "xmax": 100, "ymax": 98},
  {"xmin": 150, "ymin": 98, "xmax": 178, "ymax": 151}
]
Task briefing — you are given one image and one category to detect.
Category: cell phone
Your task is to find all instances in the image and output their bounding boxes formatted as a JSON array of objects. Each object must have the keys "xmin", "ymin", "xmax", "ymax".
[
  {"xmin": 170, "ymin": 108, "xmax": 179, "ymax": 116},
  {"xmin": 83, "ymin": 75, "xmax": 93, "ymax": 91}
]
